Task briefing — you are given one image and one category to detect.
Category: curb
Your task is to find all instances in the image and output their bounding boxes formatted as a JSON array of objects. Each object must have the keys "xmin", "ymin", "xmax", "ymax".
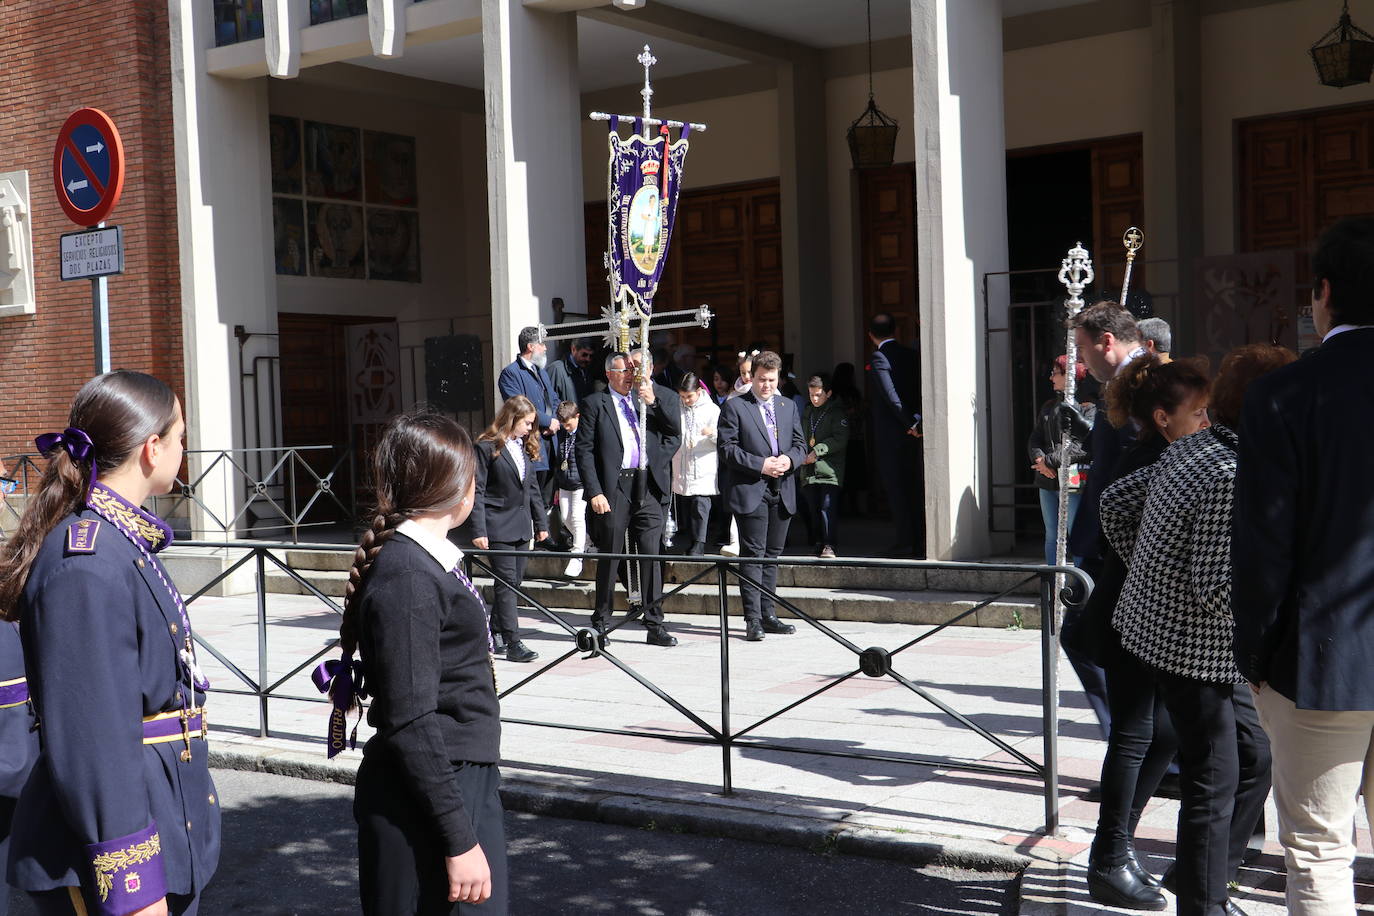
[{"xmin": 209, "ymin": 747, "xmax": 1031, "ymax": 876}]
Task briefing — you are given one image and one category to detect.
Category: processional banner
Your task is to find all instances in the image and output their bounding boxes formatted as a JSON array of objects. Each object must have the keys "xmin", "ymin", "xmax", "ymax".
[{"xmin": 606, "ymin": 117, "xmax": 691, "ymax": 314}]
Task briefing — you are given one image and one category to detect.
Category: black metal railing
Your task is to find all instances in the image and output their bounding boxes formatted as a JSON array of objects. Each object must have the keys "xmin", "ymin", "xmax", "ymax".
[
  {"xmin": 1, "ymin": 447, "xmax": 354, "ymax": 542},
  {"xmin": 175, "ymin": 540, "xmax": 1092, "ymax": 835}
]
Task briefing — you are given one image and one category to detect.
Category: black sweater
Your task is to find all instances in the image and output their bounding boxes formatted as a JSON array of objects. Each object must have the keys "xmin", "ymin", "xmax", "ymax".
[{"xmin": 357, "ymin": 533, "xmax": 500, "ymax": 855}]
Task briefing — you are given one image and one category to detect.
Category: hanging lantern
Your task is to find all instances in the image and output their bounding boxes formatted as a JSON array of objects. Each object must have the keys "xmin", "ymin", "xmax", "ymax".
[
  {"xmin": 847, "ymin": 99, "xmax": 900, "ymax": 170},
  {"xmin": 1311, "ymin": 1, "xmax": 1374, "ymax": 88},
  {"xmin": 846, "ymin": 0, "xmax": 900, "ymax": 170}
]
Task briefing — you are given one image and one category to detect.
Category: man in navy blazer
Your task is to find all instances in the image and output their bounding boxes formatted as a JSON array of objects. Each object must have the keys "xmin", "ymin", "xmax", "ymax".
[
  {"xmin": 1232, "ymin": 217, "xmax": 1374, "ymax": 911},
  {"xmin": 718, "ymin": 350, "xmax": 807, "ymax": 641},
  {"xmin": 499, "ymin": 326, "xmax": 562, "ymax": 536},
  {"xmin": 865, "ymin": 314, "xmax": 923, "ymax": 557}
]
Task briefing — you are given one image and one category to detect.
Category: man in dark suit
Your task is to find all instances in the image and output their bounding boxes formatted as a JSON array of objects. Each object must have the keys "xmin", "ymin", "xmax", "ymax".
[
  {"xmin": 1233, "ymin": 217, "xmax": 1374, "ymax": 912},
  {"xmin": 546, "ymin": 336, "xmax": 596, "ymax": 406},
  {"xmin": 718, "ymin": 350, "xmax": 808, "ymax": 641},
  {"xmin": 1062, "ymin": 302, "xmax": 1147, "ymax": 741},
  {"xmin": 575, "ymin": 350, "xmax": 681, "ymax": 647},
  {"xmin": 499, "ymin": 326, "xmax": 563, "ymax": 542},
  {"xmin": 865, "ymin": 313, "xmax": 923, "ymax": 557}
]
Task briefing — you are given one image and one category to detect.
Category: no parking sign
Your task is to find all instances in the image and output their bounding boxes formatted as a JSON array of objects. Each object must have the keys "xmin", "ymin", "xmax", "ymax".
[{"xmin": 52, "ymin": 107, "xmax": 125, "ymax": 227}]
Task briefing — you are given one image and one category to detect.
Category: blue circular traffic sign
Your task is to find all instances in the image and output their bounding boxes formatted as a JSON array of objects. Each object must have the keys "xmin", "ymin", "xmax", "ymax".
[{"xmin": 52, "ymin": 108, "xmax": 125, "ymax": 226}]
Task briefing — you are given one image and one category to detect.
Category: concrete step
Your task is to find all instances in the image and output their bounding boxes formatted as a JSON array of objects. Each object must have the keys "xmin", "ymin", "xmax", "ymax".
[{"xmin": 284, "ymin": 549, "xmax": 354, "ymax": 573}]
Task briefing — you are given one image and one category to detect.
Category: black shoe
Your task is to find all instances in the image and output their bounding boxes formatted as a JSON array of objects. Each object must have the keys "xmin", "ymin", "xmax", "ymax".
[
  {"xmin": 1225, "ymin": 901, "xmax": 1249, "ymax": 916},
  {"xmin": 492, "ymin": 632, "xmax": 507, "ymax": 654},
  {"xmin": 646, "ymin": 628, "xmax": 678, "ymax": 647},
  {"xmin": 505, "ymin": 641, "xmax": 539, "ymax": 663},
  {"xmin": 1082, "ymin": 782, "xmax": 1102, "ymax": 803},
  {"xmin": 1086, "ymin": 864, "xmax": 1167, "ymax": 911},
  {"xmin": 1125, "ymin": 847, "xmax": 1161, "ymax": 888},
  {"xmin": 590, "ymin": 618, "xmax": 611, "ymax": 644},
  {"xmin": 761, "ymin": 616, "xmax": 795, "ymax": 635},
  {"xmin": 745, "ymin": 622, "xmax": 765, "ymax": 641},
  {"xmin": 1159, "ymin": 863, "xmax": 1176, "ymax": 894}
]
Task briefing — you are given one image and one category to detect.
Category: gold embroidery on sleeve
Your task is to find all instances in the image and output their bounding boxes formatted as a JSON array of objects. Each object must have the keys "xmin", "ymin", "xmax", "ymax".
[{"xmin": 91, "ymin": 833, "xmax": 161, "ymax": 903}]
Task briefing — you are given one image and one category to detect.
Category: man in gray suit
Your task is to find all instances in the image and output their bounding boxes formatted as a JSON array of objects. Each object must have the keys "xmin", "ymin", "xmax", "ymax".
[{"xmin": 718, "ymin": 350, "xmax": 808, "ymax": 642}]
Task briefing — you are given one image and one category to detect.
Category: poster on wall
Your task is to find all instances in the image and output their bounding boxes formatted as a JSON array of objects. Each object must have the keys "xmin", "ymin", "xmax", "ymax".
[
  {"xmin": 308, "ymin": 202, "xmax": 365, "ymax": 279},
  {"xmin": 304, "ymin": 121, "xmax": 362, "ymax": 200},
  {"xmin": 270, "ymin": 116, "xmax": 302, "ymax": 195},
  {"xmin": 345, "ymin": 322, "xmax": 402, "ymax": 425},
  {"xmin": 364, "ymin": 131, "xmax": 418, "ymax": 207},
  {"xmin": 1194, "ymin": 251, "xmax": 1297, "ymax": 367},
  {"xmin": 366, "ymin": 208, "xmax": 420, "ymax": 283},
  {"xmin": 272, "ymin": 197, "xmax": 306, "ymax": 276}
]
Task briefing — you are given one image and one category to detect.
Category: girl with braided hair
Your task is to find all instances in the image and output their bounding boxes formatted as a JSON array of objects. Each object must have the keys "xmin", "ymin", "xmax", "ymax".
[{"xmin": 330, "ymin": 410, "xmax": 507, "ymax": 914}]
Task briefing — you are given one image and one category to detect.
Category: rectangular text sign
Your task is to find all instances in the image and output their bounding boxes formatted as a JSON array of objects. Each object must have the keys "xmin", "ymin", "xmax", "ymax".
[{"xmin": 60, "ymin": 226, "xmax": 123, "ymax": 281}]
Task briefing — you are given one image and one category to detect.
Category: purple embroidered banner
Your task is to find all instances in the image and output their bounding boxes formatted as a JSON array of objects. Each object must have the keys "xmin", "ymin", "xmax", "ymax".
[{"xmin": 606, "ymin": 117, "xmax": 691, "ymax": 314}]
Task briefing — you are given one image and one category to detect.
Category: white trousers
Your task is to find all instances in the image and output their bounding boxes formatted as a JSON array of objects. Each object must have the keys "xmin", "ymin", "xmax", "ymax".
[
  {"xmin": 1255, "ymin": 686, "xmax": 1374, "ymax": 916},
  {"xmin": 559, "ymin": 488, "xmax": 587, "ymax": 554}
]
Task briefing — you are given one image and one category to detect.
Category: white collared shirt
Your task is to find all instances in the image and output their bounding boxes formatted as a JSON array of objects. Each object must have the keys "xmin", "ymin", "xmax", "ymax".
[
  {"xmin": 613, "ymin": 391, "xmax": 641, "ymax": 469},
  {"xmin": 1323, "ymin": 323, "xmax": 1374, "ymax": 342},
  {"xmin": 397, "ymin": 519, "xmax": 463, "ymax": 571},
  {"xmin": 1114, "ymin": 346, "xmax": 1148, "ymax": 377},
  {"xmin": 504, "ymin": 438, "xmax": 526, "ymax": 480}
]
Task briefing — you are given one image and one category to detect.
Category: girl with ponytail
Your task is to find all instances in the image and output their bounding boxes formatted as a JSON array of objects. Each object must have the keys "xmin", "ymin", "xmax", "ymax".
[
  {"xmin": 1, "ymin": 370, "xmax": 220, "ymax": 916},
  {"xmin": 322, "ymin": 410, "xmax": 507, "ymax": 914}
]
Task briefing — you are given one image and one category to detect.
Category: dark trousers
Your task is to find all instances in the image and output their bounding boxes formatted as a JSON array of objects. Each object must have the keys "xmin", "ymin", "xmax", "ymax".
[
  {"xmin": 874, "ymin": 432, "xmax": 921, "ymax": 553},
  {"xmin": 589, "ymin": 471, "xmax": 666, "ymax": 630},
  {"xmin": 487, "ymin": 541, "xmax": 529, "ymax": 641},
  {"xmin": 1091, "ymin": 643, "xmax": 1179, "ymax": 865},
  {"xmin": 1063, "ymin": 557, "xmax": 1112, "ymax": 740},
  {"xmin": 1, "ymin": 797, "xmax": 13, "ymax": 916},
  {"xmin": 356, "ymin": 755, "xmax": 508, "ymax": 916},
  {"xmin": 674, "ymin": 494, "xmax": 712, "ymax": 554},
  {"xmin": 1155, "ymin": 670, "xmax": 1272, "ymax": 916},
  {"xmin": 735, "ymin": 487, "xmax": 791, "ymax": 624},
  {"xmin": 803, "ymin": 483, "xmax": 840, "ymax": 548}
]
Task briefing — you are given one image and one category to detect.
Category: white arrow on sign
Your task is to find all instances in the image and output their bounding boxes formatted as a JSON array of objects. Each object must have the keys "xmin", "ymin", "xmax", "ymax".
[
  {"xmin": 66, "ymin": 179, "xmax": 88, "ymax": 193},
  {"xmin": 85, "ymin": 141, "xmax": 105, "ymax": 154}
]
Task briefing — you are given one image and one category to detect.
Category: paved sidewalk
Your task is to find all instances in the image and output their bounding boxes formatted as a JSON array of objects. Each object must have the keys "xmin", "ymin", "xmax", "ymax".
[{"xmin": 187, "ymin": 588, "xmax": 1374, "ymax": 913}]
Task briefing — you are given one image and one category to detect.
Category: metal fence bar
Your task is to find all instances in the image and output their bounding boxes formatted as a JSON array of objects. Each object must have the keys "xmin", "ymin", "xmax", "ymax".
[{"xmin": 170, "ymin": 540, "xmax": 1090, "ymax": 834}]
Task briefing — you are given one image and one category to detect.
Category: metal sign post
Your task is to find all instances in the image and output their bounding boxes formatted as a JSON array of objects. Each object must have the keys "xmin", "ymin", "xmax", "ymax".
[{"xmin": 53, "ymin": 108, "xmax": 126, "ymax": 374}]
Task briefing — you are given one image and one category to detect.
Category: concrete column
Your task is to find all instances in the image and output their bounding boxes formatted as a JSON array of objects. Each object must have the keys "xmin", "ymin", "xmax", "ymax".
[
  {"xmin": 169, "ymin": 1, "xmax": 277, "ymax": 542},
  {"xmin": 1145, "ymin": 0, "xmax": 1201, "ymax": 348},
  {"xmin": 911, "ymin": 0, "xmax": 1009, "ymax": 560},
  {"xmin": 777, "ymin": 52, "xmax": 833, "ymax": 372},
  {"xmin": 481, "ymin": 0, "xmax": 585, "ymax": 392}
]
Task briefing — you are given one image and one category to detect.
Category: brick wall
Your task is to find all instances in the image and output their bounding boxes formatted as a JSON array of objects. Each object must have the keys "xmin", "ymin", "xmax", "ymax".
[{"xmin": 0, "ymin": 0, "xmax": 182, "ymax": 461}]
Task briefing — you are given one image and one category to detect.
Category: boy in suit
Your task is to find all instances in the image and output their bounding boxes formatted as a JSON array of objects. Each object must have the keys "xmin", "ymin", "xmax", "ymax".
[{"xmin": 718, "ymin": 350, "xmax": 808, "ymax": 641}]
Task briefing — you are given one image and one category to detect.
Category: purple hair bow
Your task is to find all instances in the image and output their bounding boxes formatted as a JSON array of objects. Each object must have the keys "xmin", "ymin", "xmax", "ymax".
[
  {"xmin": 35, "ymin": 427, "xmax": 98, "ymax": 498},
  {"xmin": 312, "ymin": 654, "xmax": 368, "ymax": 758}
]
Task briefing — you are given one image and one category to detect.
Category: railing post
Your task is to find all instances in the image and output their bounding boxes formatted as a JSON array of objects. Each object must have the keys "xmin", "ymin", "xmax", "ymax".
[
  {"xmin": 257, "ymin": 548, "xmax": 270, "ymax": 738},
  {"xmin": 288, "ymin": 449, "xmax": 300, "ymax": 544},
  {"xmin": 718, "ymin": 560, "xmax": 733, "ymax": 796},
  {"xmin": 1040, "ymin": 571, "xmax": 1060, "ymax": 835}
]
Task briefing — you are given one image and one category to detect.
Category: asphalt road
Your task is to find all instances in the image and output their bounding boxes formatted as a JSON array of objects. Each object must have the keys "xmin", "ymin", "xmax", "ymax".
[{"xmin": 7, "ymin": 768, "xmax": 1020, "ymax": 915}]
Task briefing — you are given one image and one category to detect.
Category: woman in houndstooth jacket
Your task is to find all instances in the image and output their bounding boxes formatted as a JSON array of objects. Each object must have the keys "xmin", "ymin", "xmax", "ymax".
[{"xmin": 1102, "ymin": 344, "xmax": 1295, "ymax": 916}]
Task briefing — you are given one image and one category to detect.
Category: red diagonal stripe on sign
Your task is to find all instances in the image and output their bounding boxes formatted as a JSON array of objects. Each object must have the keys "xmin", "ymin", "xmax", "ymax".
[{"xmin": 61, "ymin": 136, "xmax": 106, "ymax": 198}]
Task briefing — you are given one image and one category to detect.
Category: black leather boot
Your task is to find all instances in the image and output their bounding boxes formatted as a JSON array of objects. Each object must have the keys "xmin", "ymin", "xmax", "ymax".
[{"xmin": 1086, "ymin": 863, "xmax": 1168, "ymax": 911}]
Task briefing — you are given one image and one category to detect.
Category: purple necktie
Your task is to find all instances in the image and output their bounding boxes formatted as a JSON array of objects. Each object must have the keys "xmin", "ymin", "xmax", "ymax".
[
  {"xmin": 762, "ymin": 398, "xmax": 779, "ymax": 456},
  {"xmin": 618, "ymin": 396, "xmax": 642, "ymax": 467},
  {"xmin": 451, "ymin": 563, "xmax": 495, "ymax": 654}
]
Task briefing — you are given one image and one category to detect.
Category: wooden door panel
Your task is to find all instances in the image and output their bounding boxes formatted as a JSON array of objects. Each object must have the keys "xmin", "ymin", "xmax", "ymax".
[
  {"xmin": 1240, "ymin": 104, "xmax": 1374, "ymax": 251},
  {"xmin": 858, "ymin": 164, "xmax": 919, "ymax": 351}
]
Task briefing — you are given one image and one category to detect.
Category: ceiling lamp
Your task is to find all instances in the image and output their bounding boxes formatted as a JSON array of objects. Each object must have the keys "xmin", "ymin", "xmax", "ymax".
[
  {"xmin": 846, "ymin": 0, "xmax": 900, "ymax": 170},
  {"xmin": 1311, "ymin": 0, "xmax": 1374, "ymax": 88}
]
